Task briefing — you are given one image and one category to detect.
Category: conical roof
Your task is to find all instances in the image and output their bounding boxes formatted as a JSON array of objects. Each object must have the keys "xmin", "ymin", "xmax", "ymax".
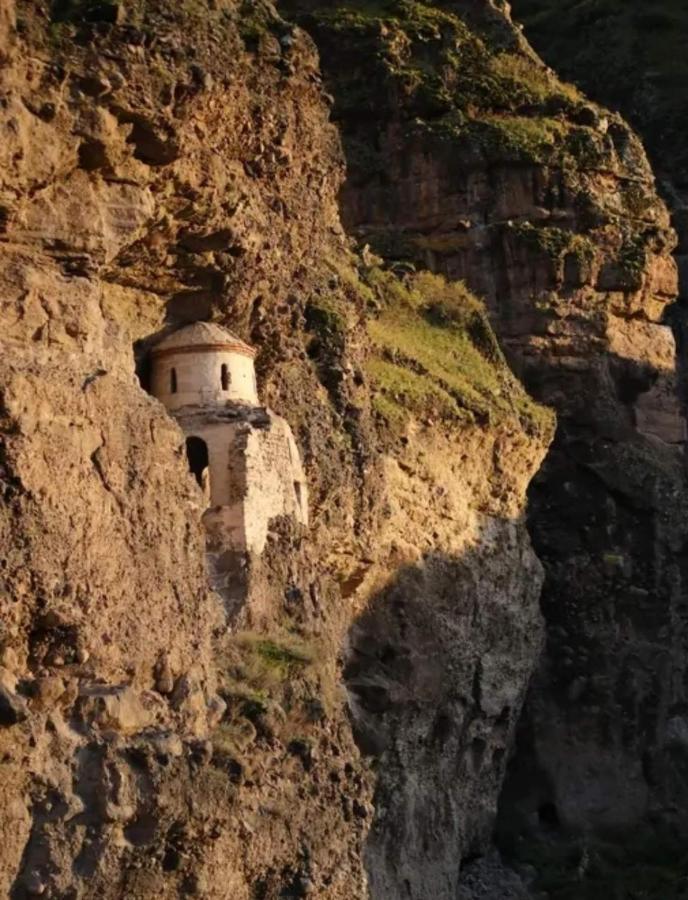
[{"xmin": 152, "ymin": 322, "xmax": 256, "ymax": 357}]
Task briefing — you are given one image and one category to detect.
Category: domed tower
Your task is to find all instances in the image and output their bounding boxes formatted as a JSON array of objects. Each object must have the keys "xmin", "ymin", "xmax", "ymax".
[
  {"xmin": 148, "ymin": 322, "xmax": 308, "ymax": 564},
  {"xmin": 150, "ymin": 322, "xmax": 258, "ymax": 411}
]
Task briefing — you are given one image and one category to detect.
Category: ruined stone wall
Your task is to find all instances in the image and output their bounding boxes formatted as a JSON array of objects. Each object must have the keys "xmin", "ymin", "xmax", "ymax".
[{"xmin": 198, "ymin": 411, "xmax": 308, "ymax": 554}]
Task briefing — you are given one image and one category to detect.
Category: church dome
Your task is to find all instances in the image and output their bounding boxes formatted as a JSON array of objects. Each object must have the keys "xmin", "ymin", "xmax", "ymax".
[{"xmin": 152, "ymin": 322, "xmax": 256, "ymax": 358}]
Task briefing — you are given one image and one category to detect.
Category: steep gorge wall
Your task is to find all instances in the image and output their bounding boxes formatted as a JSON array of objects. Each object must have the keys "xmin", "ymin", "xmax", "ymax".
[
  {"xmin": 0, "ymin": 1, "xmax": 551, "ymax": 897},
  {"xmin": 277, "ymin": 0, "xmax": 688, "ymax": 890}
]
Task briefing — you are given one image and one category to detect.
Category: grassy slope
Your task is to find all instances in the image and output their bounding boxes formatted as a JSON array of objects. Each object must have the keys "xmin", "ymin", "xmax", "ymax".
[
  {"xmin": 279, "ymin": 0, "xmax": 671, "ymax": 446},
  {"xmin": 306, "ymin": 255, "xmax": 553, "ymax": 438}
]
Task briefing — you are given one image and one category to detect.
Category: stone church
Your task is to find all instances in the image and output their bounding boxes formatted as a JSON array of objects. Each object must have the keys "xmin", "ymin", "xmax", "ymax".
[{"xmin": 150, "ymin": 323, "xmax": 309, "ymax": 568}]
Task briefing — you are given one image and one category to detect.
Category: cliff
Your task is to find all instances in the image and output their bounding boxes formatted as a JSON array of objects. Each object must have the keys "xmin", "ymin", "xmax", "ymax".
[
  {"xmin": 0, "ymin": 1, "xmax": 551, "ymax": 898},
  {"xmin": 276, "ymin": 0, "xmax": 688, "ymax": 895},
  {"xmin": 0, "ymin": 0, "xmax": 684, "ymax": 898}
]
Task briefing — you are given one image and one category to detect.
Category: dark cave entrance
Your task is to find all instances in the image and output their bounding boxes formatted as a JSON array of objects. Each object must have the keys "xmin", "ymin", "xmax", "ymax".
[{"xmin": 185, "ymin": 436, "xmax": 209, "ymax": 489}]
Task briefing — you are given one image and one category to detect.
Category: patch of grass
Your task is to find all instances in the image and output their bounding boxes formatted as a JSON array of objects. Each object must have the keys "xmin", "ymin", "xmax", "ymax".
[
  {"xmin": 368, "ymin": 357, "xmax": 461, "ymax": 424},
  {"xmin": 251, "ymin": 637, "xmax": 312, "ymax": 674},
  {"xmin": 491, "ymin": 52, "xmax": 582, "ymax": 106},
  {"xmin": 470, "ymin": 114, "xmax": 568, "ymax": 163},
  {"xmin": 215, "ymin": 627, "xmax": 337, "ymax": 738},
  {"xmin": 412, "ymin": 113, "xmax": 570, "ymax": 163},
  {"xmin": 361, "ymin": 268, "xmax": 553, "ymax": 435},
  {"xmin": 223, "ymin": 631, "xmax": 313, "ymax": 694},
  {"xmin": 212, "ymin": 719, "xmax": 257, "ymax": 757}
]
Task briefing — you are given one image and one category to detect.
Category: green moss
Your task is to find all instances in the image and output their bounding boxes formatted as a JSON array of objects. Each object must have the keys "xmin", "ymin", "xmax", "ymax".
[
  {"xmin": 407, "ymin": 111, "xmax": 572, "ymax": 165},
  {"xmin": 563, "ymin": 127, "xmax": 611, "ymax": 169},
  {"xmin": 466, "ymin": 115, "xmax": 568, "ymax": 163},
  {"xmin": 238, "ymin": 1, "xmax": 273, "ymax": 47},
  {"xmin": 618, "ymin": 232, "xmax": 648, "ymax": 288},
  {"xmin": 491, "ymin": 52, "xmax": 582, "ymax": 106},
  {"xmin": 511, "ymin": 222, "xmax": 595, "ymax": 265},
  {"xmin": 309, "ymin": 0, "xmax": 457, "ymax": 33},
  {"xmin": 282, "ymin": 0, "xmax": 587, "ymax": 130},
  {"xmin": 622, "ymin": 182, "xmax": 656, "ymax": 220},
  {"xmin": 305, "ymin": 296, "xmax": 349, "ymax": 340}
]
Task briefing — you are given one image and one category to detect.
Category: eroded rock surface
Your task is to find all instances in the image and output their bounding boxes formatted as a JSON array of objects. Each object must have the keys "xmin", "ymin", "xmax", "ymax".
[{"xmin": 5, "ymin": 0, "xmax": 684, "ymax": 896}]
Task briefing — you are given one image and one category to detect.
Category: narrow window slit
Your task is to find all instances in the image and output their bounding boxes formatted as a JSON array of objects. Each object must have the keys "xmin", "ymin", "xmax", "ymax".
[{"xmin": 170, "ymin": 367, "xmax": 178, "ymax": 394}]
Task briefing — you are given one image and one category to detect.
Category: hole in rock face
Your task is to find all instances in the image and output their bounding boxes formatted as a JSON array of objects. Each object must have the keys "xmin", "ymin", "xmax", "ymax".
[
  {"xmin": 78, "ymin": 138, "xmax": 109, "ymax": 171},
  {"xmin": 470, "ymin": 737, "xmax": 487, "ymax": 772},
  {"xmin": 538, "ymin": 801, "xmax": 560, "ymax": 828},
  {"xmin": 294, "ymin": 481, "xmax": 303, "ymax": 514},
  {"xmin": 123, "ymin": 812, "xmax": 158, "ymax": 847},
  {"xmin": 29, "ymin": 619, "xmax": 79, "ymax": 668},
  {"xmin": 185, "ymin": 436, "xmax": 209, "ymax": 489},
  {"xmin": 162, "ymin": 822, "xmax": 186, "ymax": 872}
]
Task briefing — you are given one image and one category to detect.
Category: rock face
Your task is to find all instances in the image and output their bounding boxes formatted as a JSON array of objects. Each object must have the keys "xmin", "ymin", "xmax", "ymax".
[
  {"xmin": 346, "ymin": 411, "xmax": 548, "ymax": 897},
  {"xmin": 277, "ymin": 0, "xmax": 688, "ymax": 891},
  {"xmin": 0, "ymin": 1, "xmax": 552, "ymax": 898}
]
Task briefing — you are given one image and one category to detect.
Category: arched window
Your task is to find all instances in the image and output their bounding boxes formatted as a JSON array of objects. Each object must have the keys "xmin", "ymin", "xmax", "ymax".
[
  {"xmin": 170, "ymin": 367, "xmax": 178, "ymax": 394},
  {"xmin": 185, "ymin": 436, "xmax": 209, "ymax": 489},
  {"xmin": 221, "ymin": 364, "xmax": 230, "ymax": 391}
]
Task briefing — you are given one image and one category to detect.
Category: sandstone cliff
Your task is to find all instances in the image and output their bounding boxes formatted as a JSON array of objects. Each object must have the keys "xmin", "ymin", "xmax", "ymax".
[{"xmin": 0, "ymin": 1, "xmax": 553, "ymax": 898}]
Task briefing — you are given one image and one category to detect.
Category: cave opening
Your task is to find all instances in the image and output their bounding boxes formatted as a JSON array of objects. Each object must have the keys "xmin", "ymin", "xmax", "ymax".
[{"xmin": 537, "ymin": 802, "xmax": 560, "ymax": 829}]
